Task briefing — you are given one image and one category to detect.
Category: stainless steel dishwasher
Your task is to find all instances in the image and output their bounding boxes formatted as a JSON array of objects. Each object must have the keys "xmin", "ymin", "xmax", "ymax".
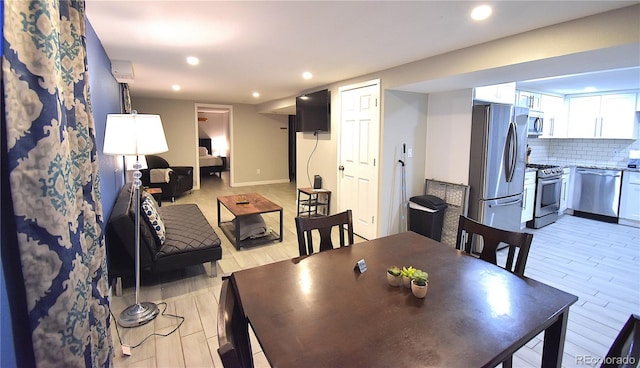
[{"xmin": 572, "ymin": 167, "xmax": 622, "ymax": 221}]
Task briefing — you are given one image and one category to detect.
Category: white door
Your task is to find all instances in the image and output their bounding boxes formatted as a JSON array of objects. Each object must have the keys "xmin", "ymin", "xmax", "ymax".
[{"xmin": 338, "ymin": 82, "xmax": 380, "ymax": 240}]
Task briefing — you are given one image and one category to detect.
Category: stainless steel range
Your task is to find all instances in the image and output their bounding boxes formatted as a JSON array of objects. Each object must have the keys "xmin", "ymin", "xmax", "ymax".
[{"xmin": 526, "ymin": 164, "xmax": 564, "ymax": 229}]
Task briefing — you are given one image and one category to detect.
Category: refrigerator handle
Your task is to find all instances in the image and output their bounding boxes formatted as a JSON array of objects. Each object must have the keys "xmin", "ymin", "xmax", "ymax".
[
  {"xmin": 504, "ymin": 122, "xmax": 517, "ymax": 182},
  {"xmin": 511, "ymin": 122, "xmax": 518, "ymax": 181},
  {"xmin": 488, "ymin": 197, "xmax": 523, "ymax": 207},
  {"xmin": 504, "ymin": 122, "xmax": 511, "ymax": 181}
]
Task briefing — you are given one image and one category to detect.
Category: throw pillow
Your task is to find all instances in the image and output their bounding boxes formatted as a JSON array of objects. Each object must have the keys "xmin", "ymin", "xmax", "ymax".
[{"xmin": 141, "ymin": 195, "xmax": 166, "ymax": 246}]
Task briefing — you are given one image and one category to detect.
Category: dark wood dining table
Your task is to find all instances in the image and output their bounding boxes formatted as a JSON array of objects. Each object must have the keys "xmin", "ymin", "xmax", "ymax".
[{"xmin": 231, "ymin": 231, "xmax": 578, "ymax": 368}]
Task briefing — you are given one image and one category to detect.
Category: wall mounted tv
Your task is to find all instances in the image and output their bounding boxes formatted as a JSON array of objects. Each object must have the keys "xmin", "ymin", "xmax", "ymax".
[{"xmin": 296, "ymin": 89, "xmax": 330, "ymax": 133}]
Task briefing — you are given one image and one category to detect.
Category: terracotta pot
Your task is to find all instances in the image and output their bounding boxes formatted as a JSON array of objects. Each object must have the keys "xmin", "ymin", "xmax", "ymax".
[
  {"xmin": 402, "ymin": 275, "xmax": 411, "ymax": 288},
  {"xmin": 386, "ymin": 272, "xmax": 402, "ymax": 287},
  {"xmin": 411, "ymin": 280, "xmax": 428, "ymax": 298}
]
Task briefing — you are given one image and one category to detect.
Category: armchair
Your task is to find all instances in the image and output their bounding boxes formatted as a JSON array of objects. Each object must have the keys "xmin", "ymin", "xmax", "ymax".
[{"xmin": 141, "ymin": 155, "xmax": 193, "ymax": 202}]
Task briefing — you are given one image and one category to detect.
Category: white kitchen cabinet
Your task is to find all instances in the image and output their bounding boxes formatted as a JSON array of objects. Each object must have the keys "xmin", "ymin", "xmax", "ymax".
[
  {"xmin": 474, "ymin": 82, "xmax": 516, "ymax": 105},
  {"xmin": 521, "ymin": 171, "xmax": 536, "ymax": 225},
  {"xmin": 567, "ymin": 93, "xmax": 637, "ymax": 139},
  {"xmin": 559, "ymin": 167, "xmax": 571, "ymax": 214},
  {"xmin": 599, "ymin": 94, "xmax": 638, "ymax": 138},
  {"xmin": 619, "ymin": 170, "xmax": 640, "ymax": 228},
  {"xmin": 516, "ymin": 90, "xmax": 542, "ymax": 110},
  {"xmin": 540, "ymin": 94, "xmax": 568, "ymax": 138}
]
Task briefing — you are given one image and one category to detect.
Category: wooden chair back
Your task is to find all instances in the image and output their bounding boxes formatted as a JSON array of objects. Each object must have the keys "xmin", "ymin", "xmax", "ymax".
[
  {"xmin": 217, "ymin": 275, "xmax": 254, "ymax": 368},
  {"xmin": 602, "ymin": 314, "xmax": 640, "ymax": 368},
  {"xmin": 455, "ymin": 215, "xmax": 533, "ymax": 277},
  {"xmin": 295, "ymin": 210, "xmax": 354, "ymax": 257}
]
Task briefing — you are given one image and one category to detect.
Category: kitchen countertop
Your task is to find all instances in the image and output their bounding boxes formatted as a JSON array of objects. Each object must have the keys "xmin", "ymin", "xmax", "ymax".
[
  {"xmin": 574, "ymin": 165, "xmax": 640, "ymax": 173},
  {"xmin": 531, "ymin": 160, "xmax": 640, "ymax": 172}
]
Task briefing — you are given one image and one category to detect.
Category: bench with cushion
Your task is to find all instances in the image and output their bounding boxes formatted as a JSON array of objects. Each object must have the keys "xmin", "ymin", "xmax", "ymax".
[{"xmin": 106, "ymin": 183, "xmax": 222, "ymax": 295}]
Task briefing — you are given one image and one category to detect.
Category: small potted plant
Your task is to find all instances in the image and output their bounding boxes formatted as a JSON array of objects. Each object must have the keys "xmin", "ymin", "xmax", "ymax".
[
  {"xmin": 411, "ymin": 270, "xmax": 429, "ymax": 298},
  {"xmin": 400, "ymin": 266, "xmax": 416, "ymax": 288},
  {"xmin": 386, "ymin": 266, "xmax": 402, "ymax": 287}
]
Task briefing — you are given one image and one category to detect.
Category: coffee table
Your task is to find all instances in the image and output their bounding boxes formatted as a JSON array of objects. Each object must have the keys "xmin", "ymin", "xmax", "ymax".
[{"xmin": 217, "ymin": 193, "xmax": 283, "ymax": 250}]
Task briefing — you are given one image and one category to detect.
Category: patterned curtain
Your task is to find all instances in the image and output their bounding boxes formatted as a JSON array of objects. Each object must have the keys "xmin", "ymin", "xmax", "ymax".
[{"xmin": 2, "ymin": 1, "xmax": 112, "ymax": 367}]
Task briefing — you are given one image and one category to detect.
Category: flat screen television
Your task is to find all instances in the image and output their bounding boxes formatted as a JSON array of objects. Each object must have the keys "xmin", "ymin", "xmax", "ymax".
[{"xmin": 296, "ymin": 89, "xmax": 330, "ymax": 133}]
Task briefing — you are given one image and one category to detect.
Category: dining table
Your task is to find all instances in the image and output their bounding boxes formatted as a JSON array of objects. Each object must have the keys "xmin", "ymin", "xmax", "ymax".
[{"xmin": 231, "ymin": 231, "xmax": 578, "ymax": 368}]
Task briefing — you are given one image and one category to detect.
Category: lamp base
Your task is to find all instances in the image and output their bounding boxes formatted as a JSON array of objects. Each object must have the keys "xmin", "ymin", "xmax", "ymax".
[{"xmin": 118, "ymin": 302, "xmax": 160, "ymax": 328}]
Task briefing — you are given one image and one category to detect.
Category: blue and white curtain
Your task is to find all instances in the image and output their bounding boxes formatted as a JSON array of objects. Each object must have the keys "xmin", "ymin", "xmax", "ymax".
[{"xmin": 3, "ymin": 1, "xmax": 112, "ymax": 366}]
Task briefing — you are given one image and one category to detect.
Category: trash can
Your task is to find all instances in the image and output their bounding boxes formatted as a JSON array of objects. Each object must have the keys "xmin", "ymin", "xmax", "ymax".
[{"xmin": 409, "ymin": 195, "xmax": 447, "ymax": 241}]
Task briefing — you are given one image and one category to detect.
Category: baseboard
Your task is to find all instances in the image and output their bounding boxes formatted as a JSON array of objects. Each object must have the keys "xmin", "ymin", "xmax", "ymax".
[
  {"xmin": 232, "ymin": 179, "xmax": 290, "ymax": 187},
  {"xmin": 618, "ymin": 218, "xmax": 640, "ymax": 228}
]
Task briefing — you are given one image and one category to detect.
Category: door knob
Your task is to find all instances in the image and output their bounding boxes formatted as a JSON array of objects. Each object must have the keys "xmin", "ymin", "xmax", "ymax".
[{"xmin": 338, "ymin": 165, "xmax": 345, "ymax": 171}]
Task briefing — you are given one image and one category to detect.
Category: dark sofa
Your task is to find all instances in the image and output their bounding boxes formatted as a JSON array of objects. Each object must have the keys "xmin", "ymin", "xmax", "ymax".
[
  {"xmin": 141, "ymin": 155, "xmax": 193, "ymax": 202},
  {"xmin": 106, "ymin": 183, "xmax": 222, "ymax": 295}
]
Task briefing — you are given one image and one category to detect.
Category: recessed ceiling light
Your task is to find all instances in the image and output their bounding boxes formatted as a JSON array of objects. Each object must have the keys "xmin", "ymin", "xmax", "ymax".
[
  {"xmin": 471, "ymin": 5, "xmax": 492, "ymax": 21},
  {"xmin": 186, "ymin": 56, "xmax": 199, "ymax": 65},
  {"xmin": 302, "ymin": 71, "xmax": 313, "ymax": 80},
  {"xmin": 252, "ymin": 92, "xmax": 260, "ymax": 98},
  {"xmin": 172, "ymin": 84, "xmax": 181, "ymax": 91}
]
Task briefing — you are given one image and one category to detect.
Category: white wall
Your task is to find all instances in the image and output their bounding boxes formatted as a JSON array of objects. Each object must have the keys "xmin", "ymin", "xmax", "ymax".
[
  {"xmin": 198, "ymin": 111, "xmax": 230, "ymax": 156},
  {"xmin": 134, "ymin": 97, "xmax": 199, "ymax": 183},
  {"xmin": 380, "ymin": 90, "xmax": 428, "ymax": 236},
  {"xmin": 296, "ymin": 131, "xmax": 335, "ymax": 190},
  {"xmin": 133, "ymin": 97, "xmax": 290, "ymax": 188},
  {"xmin": 425, "ymin": 89, "xmax": 474, "ymax": 185},
  {"xmin": 232, "ymin": 104, "xmax": 289, "ymax": 185}
]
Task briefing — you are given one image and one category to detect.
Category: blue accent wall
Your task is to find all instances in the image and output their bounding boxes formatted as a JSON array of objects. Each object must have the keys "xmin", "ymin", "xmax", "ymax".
[{"xmin": 86, "ymin": 19, "xmax": 124, "ymax": 221}]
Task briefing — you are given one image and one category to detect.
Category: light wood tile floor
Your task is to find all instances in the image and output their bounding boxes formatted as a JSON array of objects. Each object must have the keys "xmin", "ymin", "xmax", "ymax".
[{"xmin": 110, "ymin": 172, "xmax": 640, "ymax": 368}]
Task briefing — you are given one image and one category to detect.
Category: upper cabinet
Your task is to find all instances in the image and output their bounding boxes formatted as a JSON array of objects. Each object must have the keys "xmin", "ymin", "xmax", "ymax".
[
  {"xmin": 474, "ymin": 82, "xmax": 516, "ymax": 105},
  {"xmin": 540, "ymin": 94, "xmax": 567, "ymax": 138},
  {"xmin": 567, "ymin": 93, "xmax": 638, "ymax": 139},
  {"xmin": 516, "ymin": 90, "xmax": 542, "ymax": 110}
]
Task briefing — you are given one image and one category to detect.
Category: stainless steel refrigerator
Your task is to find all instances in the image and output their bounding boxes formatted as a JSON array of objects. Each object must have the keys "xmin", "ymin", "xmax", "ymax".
[{"xmin": 468, "ymin": 103, "xmax": 529, "ymax": 236}]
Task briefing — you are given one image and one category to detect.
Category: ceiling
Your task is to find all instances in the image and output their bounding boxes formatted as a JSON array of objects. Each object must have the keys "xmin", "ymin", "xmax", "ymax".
[
  {"xmin": 85, "ymin": 1, "xmax": 638, "ymax": 107},
  {"xmin": 517, "ymin": 67, "xmax": 640, "ymax": 95}
]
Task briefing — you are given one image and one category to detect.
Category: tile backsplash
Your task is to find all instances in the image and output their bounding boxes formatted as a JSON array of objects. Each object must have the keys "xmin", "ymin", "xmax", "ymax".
[{"xmin": 527, "ymin": 138, "xmax": 640, "ymax": 167}]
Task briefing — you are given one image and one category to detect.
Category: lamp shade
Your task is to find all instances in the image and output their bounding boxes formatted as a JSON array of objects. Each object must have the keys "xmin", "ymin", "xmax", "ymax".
[{"xmin": 103, "ymin": 113, "xmax": 168, "ymax": 155}]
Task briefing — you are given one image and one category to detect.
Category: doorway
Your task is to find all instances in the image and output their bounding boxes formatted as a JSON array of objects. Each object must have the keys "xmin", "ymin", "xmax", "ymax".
[
  {"xmin": 338, "ymin": 80, "xmax": 381, "ymax": 240},
  {"xmin": 195, "ymin": 104, "xmax": 232, "ymax": 189}
]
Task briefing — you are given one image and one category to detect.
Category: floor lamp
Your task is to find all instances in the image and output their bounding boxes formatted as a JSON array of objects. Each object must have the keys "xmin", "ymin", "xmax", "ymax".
[{"xmin": 103, "ymin": 111, "xmax": 168, "ymax": 327}]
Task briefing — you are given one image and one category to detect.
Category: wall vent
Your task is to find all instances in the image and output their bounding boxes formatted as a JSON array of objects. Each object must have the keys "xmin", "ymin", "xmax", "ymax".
[{"xmin": 111, "ymin": 60, "xmax": 134, "ymax": 83}]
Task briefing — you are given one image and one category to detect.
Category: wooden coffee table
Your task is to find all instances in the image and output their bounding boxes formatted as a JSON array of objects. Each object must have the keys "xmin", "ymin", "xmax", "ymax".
[{"xmin": 217, "ymin": 193, "xmax": 283, "ymax": 250}]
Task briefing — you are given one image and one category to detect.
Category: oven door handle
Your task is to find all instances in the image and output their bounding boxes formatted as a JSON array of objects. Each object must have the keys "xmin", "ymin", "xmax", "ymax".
[
  {"xmin": 539, "ymin": 177, "xmax": 561, "ymax": 185},
  {"xmin": 488, "ymin": 197, "xmax": 523, "ymax": 208}
]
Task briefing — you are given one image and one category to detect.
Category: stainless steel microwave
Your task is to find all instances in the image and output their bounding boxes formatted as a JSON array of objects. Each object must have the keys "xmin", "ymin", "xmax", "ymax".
[{"xmin": 527, "ymin": 110, "xmax": 544, "ymax": 136}]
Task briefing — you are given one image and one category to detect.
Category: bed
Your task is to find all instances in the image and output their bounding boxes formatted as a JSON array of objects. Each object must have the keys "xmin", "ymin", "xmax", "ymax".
[{"xmin": 199, "ymin": 146, "xmax": 226, "ymax": 177}]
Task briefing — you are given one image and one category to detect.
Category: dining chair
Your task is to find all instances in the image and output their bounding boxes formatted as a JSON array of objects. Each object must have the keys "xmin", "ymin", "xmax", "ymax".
[
  {"xmin": 455, "ymin": 215, "xmax": 534, "ymax": 277},
  {"xmin": 295, "ymin": 210, "xmax": 354, "ymax": 257},
  {"xmin": 601, "ymin": 314, "xmax": 640, "ymax": 368},
  {"xmin": 217, "ymin": 275, "xmax": 254, "ymax": 368}
]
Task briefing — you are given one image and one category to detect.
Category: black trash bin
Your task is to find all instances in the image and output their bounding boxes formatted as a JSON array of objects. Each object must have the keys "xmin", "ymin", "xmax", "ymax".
[{"xmin": 409, "ymin": 195, "xmax": 447, "ymax": 241}]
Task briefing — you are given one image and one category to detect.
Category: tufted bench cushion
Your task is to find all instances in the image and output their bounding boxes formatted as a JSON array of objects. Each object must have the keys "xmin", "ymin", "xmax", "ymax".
[{"xmin": 158, "ymin": 204, "xmax": 220, "ymax": 255}]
